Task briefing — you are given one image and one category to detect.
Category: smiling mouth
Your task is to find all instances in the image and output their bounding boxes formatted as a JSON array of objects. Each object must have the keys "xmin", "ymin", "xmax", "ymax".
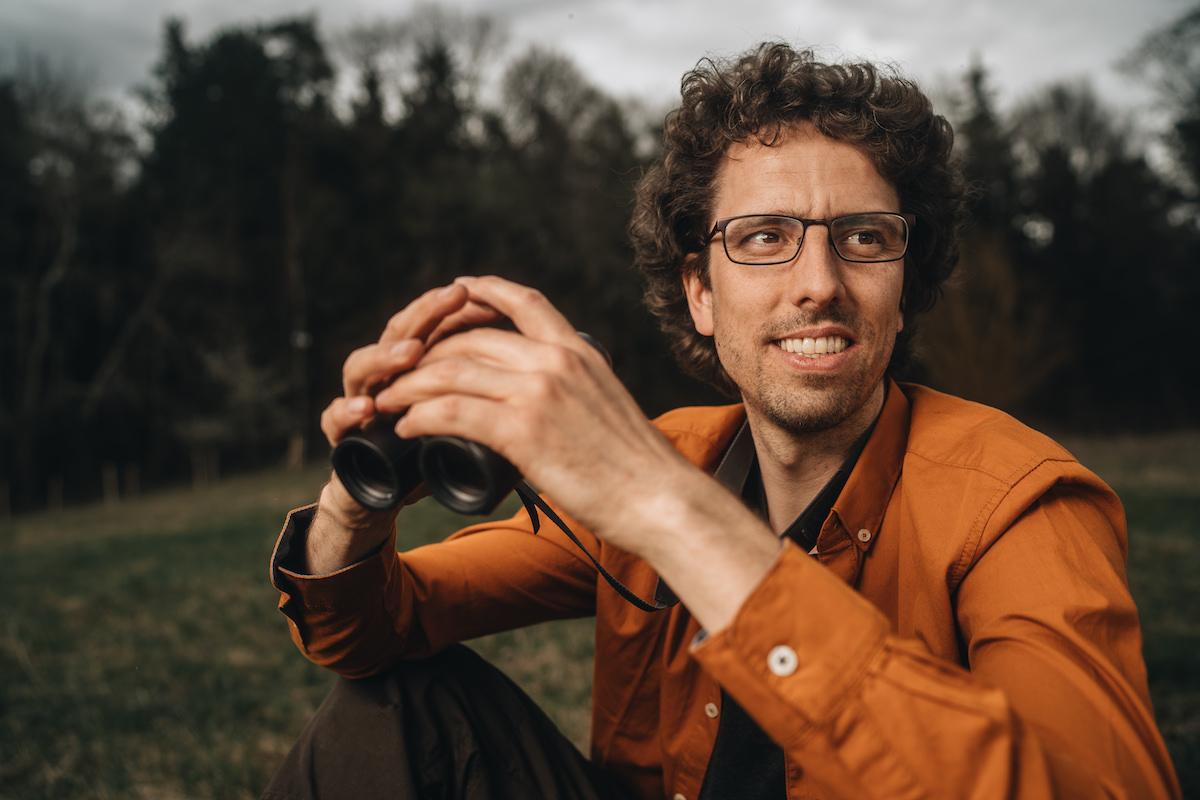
[{"xmin": 775, "ymin": 335, "xmax": 851, "ymax": 358}]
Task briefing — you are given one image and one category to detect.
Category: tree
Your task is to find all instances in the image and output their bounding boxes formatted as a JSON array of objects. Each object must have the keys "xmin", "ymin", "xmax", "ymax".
[
  {"xmin": 919, "ymin": 63, "xmax": 1065, "ymax": 414},
  {"xmin": 0, "ymin": 56, "xmax": 141, "ymax": 509},
  {"xmin": 1009, "ymin": 81, "xmax": 1195, "ymax": 426},
  {"xmin": 1122, "ymin": 5, "xmax": 1200, "ymax": 197}
]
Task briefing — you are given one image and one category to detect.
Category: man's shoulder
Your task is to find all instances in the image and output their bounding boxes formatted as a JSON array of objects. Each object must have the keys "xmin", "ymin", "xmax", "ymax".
[
  {"xmin": 899, "ymin": 382, "xmax": 1078, "ymax": 486},
  {"xmin": 895, "ymin": 383, "xmax": 1123, "ymax": 588}
]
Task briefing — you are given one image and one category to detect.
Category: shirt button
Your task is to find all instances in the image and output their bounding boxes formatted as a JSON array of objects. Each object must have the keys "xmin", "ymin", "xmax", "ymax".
[
  {"xmin": 704, "ymin": 702, "xmax": 719, "ymax": 718},
  {"xmin": 856, "ymin": 528, "xmax": 873, "ymax": 543},
  {"xmin": 767, "ymin": 644, "xmax": 798, "ymax": 676}
]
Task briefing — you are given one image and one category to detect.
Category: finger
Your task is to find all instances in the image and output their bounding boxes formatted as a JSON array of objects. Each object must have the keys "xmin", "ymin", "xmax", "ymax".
[
  {"xmin": 420, "ymin": 327, "xmax": 576, "ymax": 374},
  {"xmin": 426, "ymin": 298, "xmax": 504, "ymax": 346},
  {"xmin": 380, "ymin": 283, "xmax": 469, "ymax": 344},
  {"xmin": 395, "ymin": 394, "xmax": 519, "ymax": 454},
  {"xmin": 343, "ymin": 338, "xmax": 424, "ymax": 397},
  {"xmin": 320, "ymin": 396, "xmax": 375, "ymax": 447},
  {"xmin": 374, "ymin": 356, "xmax": 525, "ymax": 414},
  {"xmin": 453, "ymin": 276, "xmax": 580, "ymax": 347}
]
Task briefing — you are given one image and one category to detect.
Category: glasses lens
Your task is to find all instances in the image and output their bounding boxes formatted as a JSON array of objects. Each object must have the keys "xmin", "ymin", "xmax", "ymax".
[
  {"xmin": 723, "ymin": 216, "xmax": 805, "ymax": 264},
  {"xmin": 831, "ymin": 214, "xmax": 908, "ymax": 262}
]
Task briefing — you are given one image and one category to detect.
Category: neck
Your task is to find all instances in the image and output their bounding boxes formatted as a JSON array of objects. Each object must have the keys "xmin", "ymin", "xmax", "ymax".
[{"xmin": 744, "ymin": 380, "xmax": 886, "ymax": 534}]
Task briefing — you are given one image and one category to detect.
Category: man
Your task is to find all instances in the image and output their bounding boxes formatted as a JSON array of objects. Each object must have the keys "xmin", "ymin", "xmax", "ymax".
[{"xmin": 264, "ymin": 45, "xmax": 1180, "ymax": 799}]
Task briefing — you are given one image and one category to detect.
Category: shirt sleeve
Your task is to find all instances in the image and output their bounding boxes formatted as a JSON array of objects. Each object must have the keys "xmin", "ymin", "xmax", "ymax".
[
  {"xmin": 269, "ymin": 499, "xmax": 600, "ymax": 679},
  {"xmin": 688, "ymin": 464, "xmax": 1181, "ymax": 799}
]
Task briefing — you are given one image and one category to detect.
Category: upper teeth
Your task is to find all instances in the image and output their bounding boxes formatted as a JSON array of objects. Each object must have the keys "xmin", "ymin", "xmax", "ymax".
[{"xmin": 777, "ymin": 336, "xmax": 849, "ymax": 355}]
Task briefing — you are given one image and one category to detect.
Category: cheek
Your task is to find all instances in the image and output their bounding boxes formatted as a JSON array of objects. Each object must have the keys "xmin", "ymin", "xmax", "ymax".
[
  {"xmin": 892, "ymin": 272, "xmax": 906, "ymax": 332},
  {"xmin": 868, "ymin": 269, "xmax": 905, "ymax": 334}
]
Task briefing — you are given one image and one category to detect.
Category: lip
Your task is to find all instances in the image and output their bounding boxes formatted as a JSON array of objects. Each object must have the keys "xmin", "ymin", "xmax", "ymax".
[
  {"xmin": 772, "ymin": 328, "xmax": 859, "ymax": 371},
  {"xmin": 775, "ymin": 343, "xmax": 856, "ymax": 372},
  {"xmin": 770, "ymin": 325, "xmax": 856, "ymax": 342}
]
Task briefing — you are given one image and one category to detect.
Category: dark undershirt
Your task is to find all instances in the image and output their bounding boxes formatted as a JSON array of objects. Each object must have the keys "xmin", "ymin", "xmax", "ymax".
[{"xmin": 696, "ymin": 418, "xmax": 875, "ymax": 800}]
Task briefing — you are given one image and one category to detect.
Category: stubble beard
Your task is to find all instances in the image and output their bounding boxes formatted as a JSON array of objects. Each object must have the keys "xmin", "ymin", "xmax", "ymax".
[{"xmin": 714, "ymin": 309, "xmax": 889, "ymax": 436}]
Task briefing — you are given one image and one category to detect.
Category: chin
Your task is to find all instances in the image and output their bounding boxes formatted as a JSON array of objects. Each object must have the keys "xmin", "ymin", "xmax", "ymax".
[
  {"xmin": 761, "ymin": 395, "xmax": 859, "ymax": 435},
  {"xmin": 753, "ymin": 372, "xmax": 879, "ymax": 436}
]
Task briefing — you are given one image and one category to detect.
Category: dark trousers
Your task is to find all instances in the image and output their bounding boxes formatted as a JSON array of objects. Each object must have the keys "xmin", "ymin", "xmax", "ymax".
[{"xmin": 262, "ymin": 644, "xmax": 632, "ymax": 800}]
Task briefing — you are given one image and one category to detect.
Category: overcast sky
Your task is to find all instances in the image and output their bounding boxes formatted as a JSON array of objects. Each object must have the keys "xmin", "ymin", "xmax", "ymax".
[{"xmin": 1, "ymin": 0, "xmax": 1193, "ymax": 123}]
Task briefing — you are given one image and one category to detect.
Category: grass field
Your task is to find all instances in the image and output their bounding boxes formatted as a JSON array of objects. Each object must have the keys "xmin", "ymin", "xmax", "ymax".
[{"xmin": 1, "ymin": 433, "xmax": 1197, "ymax": 798}]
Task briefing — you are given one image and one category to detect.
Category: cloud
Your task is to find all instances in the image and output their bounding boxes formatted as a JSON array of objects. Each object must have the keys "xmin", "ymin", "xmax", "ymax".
[{"xmin": 0, "ymin": 0, "xmax": 1188, "ymax": 119}]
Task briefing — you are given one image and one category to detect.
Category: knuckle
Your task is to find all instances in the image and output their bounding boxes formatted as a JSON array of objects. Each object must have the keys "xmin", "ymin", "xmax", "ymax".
[
  {"xmin": 546, "ymin": 345, "xmax": 577, "ymax": 374},
  {"xmin": 528, "ymin": 372, "xmax": 557, "ymax": 400},
  {"xmin": 321, "ymin": 403, "xmax": 343, "ymax": 437},
  {"xmin": 435, "ymin": 358, "xmax": 465, "ymax": 385},
  {"xmin": 439, "ymin": 395, "xmax": 462, "ymax": 424},
  {"xmin": 344, "ymin": 345, "xmax": 372, "ymax": 373},
  {"xmin": 521, "ymin": 286, "xmax": 546, "ymax": 306},
  {"xmin": 386, "ymin": 306, "xmax": 414, "ymax": 334}
]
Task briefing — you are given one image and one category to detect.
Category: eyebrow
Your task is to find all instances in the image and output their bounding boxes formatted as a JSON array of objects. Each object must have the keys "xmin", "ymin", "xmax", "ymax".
[{"xmin": 744, "ymin": 209, "xmax": 898, "ymax": 219}]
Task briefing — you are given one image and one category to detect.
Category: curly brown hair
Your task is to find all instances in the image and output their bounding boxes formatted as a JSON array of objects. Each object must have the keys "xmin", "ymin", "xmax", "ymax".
[{"xmin": 630, "ymin": 43, "xmax": 965, "ymax": 395}]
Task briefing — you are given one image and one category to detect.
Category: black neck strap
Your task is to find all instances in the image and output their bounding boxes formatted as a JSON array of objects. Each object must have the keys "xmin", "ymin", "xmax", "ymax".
[
  {"xmin": 514, "ymin": 483, "xmax": 671, "ymax": 612},
  {"xmin": 512, "ymin": 421, "xmax": 757, "ymax": 614}
]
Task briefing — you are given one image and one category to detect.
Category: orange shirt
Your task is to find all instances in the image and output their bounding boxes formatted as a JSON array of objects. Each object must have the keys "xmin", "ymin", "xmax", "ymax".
[{"xmin": 271, "ymin": 380, "xmax": 1180, "ymax": 799}]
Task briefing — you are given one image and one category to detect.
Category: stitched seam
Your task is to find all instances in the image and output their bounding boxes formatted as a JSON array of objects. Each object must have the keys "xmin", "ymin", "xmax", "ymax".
[
  {"xmin": 905, "ymin": 448, "xmax": 1074, "ymax": 484},
  {"xmin": 949, "ymin": 458, "xmax": 1061, "ymax": 588}
]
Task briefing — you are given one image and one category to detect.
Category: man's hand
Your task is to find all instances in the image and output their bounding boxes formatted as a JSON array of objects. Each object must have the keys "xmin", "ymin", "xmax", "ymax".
[
  {"xmin": 372, "ymin": 275, "xmax": 708, "ymax": 556},
  {"xmin": 306, "ymin": 282, "xmax": 500, "ymax": 573},
  {"xmin": 314, "ymin": 274, "xmax": 782, "ymax": 631}
]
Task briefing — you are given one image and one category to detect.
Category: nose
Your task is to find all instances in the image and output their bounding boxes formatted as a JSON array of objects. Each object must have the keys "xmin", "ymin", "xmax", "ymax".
[{"xmin": 783, "ymin": 223, "xmax": 846, "ymax": 309}]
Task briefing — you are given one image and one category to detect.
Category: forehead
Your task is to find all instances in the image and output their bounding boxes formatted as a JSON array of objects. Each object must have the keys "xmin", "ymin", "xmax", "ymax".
[{"xmin": 711, "ymin": 124, "xmax": 899, "ymax": 217}]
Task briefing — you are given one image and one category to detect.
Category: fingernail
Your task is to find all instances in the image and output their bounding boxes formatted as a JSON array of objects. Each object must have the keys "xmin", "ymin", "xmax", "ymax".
[
  {"xmin": 349, "ymin": 397, "xmax": 370, "ymax": 413},
  {"xmin": 391, "ymin": 340, "xmax": 417, "ymax": 357}
]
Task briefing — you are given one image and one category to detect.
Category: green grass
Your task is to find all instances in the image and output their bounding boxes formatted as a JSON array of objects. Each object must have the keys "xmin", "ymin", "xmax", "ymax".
[
  {"xmin": 1, "ymin": 435, "xmax": 1197, "ymax": 798},
  {"xmin": 0, "ymin": 468, "xmax": 593, "ymax": 799}
]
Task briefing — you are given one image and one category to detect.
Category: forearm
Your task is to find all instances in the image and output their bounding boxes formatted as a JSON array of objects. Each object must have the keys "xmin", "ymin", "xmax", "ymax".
[
  {"xmin": 271, "ymin": 493, "xmax": 601, "ymax": 678},
  {"xmin": 652, "ymin": 479, "xmax": 1180, "ymax": 799}
]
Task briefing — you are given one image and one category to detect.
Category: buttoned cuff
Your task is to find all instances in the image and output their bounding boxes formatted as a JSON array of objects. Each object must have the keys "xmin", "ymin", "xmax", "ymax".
[{"xmin": 688, "ymin": 539, "xmax": 889, "ymax": 744}]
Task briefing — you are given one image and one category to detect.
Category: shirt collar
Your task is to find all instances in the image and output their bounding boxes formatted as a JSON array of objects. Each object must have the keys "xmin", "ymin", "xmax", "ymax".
[
  {"xmin": 652, "ymin": 378, "xmax": 910, "ymax": 606},
  {"xmin": 827, "ymin": 376, "xmax": 910, "ymax": 558},
  {"xmin": 717, "ymin": 408, "xmax": 874, "ymax": 552}
]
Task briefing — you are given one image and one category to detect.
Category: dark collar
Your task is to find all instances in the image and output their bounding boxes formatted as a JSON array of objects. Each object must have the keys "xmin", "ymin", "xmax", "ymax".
[
  {"xmin": 653, "ymin": 379, "xmax": 909, "ymax": 607},
  {"xmin": 720, "ymin": 391, "xmax": 879, "ymax": 549}
]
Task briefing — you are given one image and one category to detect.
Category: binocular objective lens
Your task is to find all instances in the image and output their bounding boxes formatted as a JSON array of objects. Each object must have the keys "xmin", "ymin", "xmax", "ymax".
[{"xmin": 426, "ymin": 442, "xmax": 488, "ymax": 506}]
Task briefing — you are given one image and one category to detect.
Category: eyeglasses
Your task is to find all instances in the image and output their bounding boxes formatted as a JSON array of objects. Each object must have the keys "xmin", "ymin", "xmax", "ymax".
[{"xmin": 706, "ymin": 212, "xmax": 917, "ymax": 265}]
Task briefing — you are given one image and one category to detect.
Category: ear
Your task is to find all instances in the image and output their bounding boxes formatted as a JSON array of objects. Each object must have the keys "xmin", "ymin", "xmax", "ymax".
[{"xmin": 682, "ymin": 254, "xmax": 714, "ymax": 337}]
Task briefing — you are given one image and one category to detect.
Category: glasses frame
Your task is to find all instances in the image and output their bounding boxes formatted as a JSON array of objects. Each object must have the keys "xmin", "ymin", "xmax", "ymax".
[{"xmin": 706, "ymin": 211, "xmax": 917, "ymax": 265}]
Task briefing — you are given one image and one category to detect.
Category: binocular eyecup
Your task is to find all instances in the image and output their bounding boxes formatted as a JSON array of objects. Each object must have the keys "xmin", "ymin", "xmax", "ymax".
[
  {"xmin": 330, "ymin": 331, "xmax": 607, "ymax": 516},
  {"xmin": 331, "ymin": 422, "xmax": 520, "ymax": 515}
]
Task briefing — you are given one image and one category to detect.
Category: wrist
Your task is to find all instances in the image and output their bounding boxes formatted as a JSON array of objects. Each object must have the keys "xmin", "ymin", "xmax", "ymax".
[
  {"xmin": 628, "ymin": 469, "xmax": 784, "ymax": 632},
  {"xmin": 305, "ymin": 475, "xmax": 399, "ymax": 574},
  {"xmin": 620, "ymin": 468, "xmax": 746, "ymax": 560}
]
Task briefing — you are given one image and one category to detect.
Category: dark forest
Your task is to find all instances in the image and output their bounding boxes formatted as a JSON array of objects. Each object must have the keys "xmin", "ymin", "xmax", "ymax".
[{"xmin": 3, "ymin": 9, "xmax": 1198, "ymax": 514}]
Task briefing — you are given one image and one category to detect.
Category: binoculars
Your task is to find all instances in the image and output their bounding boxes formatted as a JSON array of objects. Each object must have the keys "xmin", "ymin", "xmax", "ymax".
[{"xmin": 331, "ymin": 331, "xmax": 608, "ymax": 516}]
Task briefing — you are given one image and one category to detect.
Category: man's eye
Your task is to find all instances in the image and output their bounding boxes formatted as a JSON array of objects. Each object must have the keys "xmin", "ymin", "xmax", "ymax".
[
  {"xmin": 844, "ymin": 229, "xmax": 882, "ymax": 245},
  {"xmin": 741, "ymin": 229, "xmax": 783, "ymax": 246}
]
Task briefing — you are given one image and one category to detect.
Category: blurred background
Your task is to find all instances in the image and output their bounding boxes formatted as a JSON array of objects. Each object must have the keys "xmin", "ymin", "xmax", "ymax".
[{"xmin": 1, "ymin": 1, "xmax": 1197, "ymax": 797}]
